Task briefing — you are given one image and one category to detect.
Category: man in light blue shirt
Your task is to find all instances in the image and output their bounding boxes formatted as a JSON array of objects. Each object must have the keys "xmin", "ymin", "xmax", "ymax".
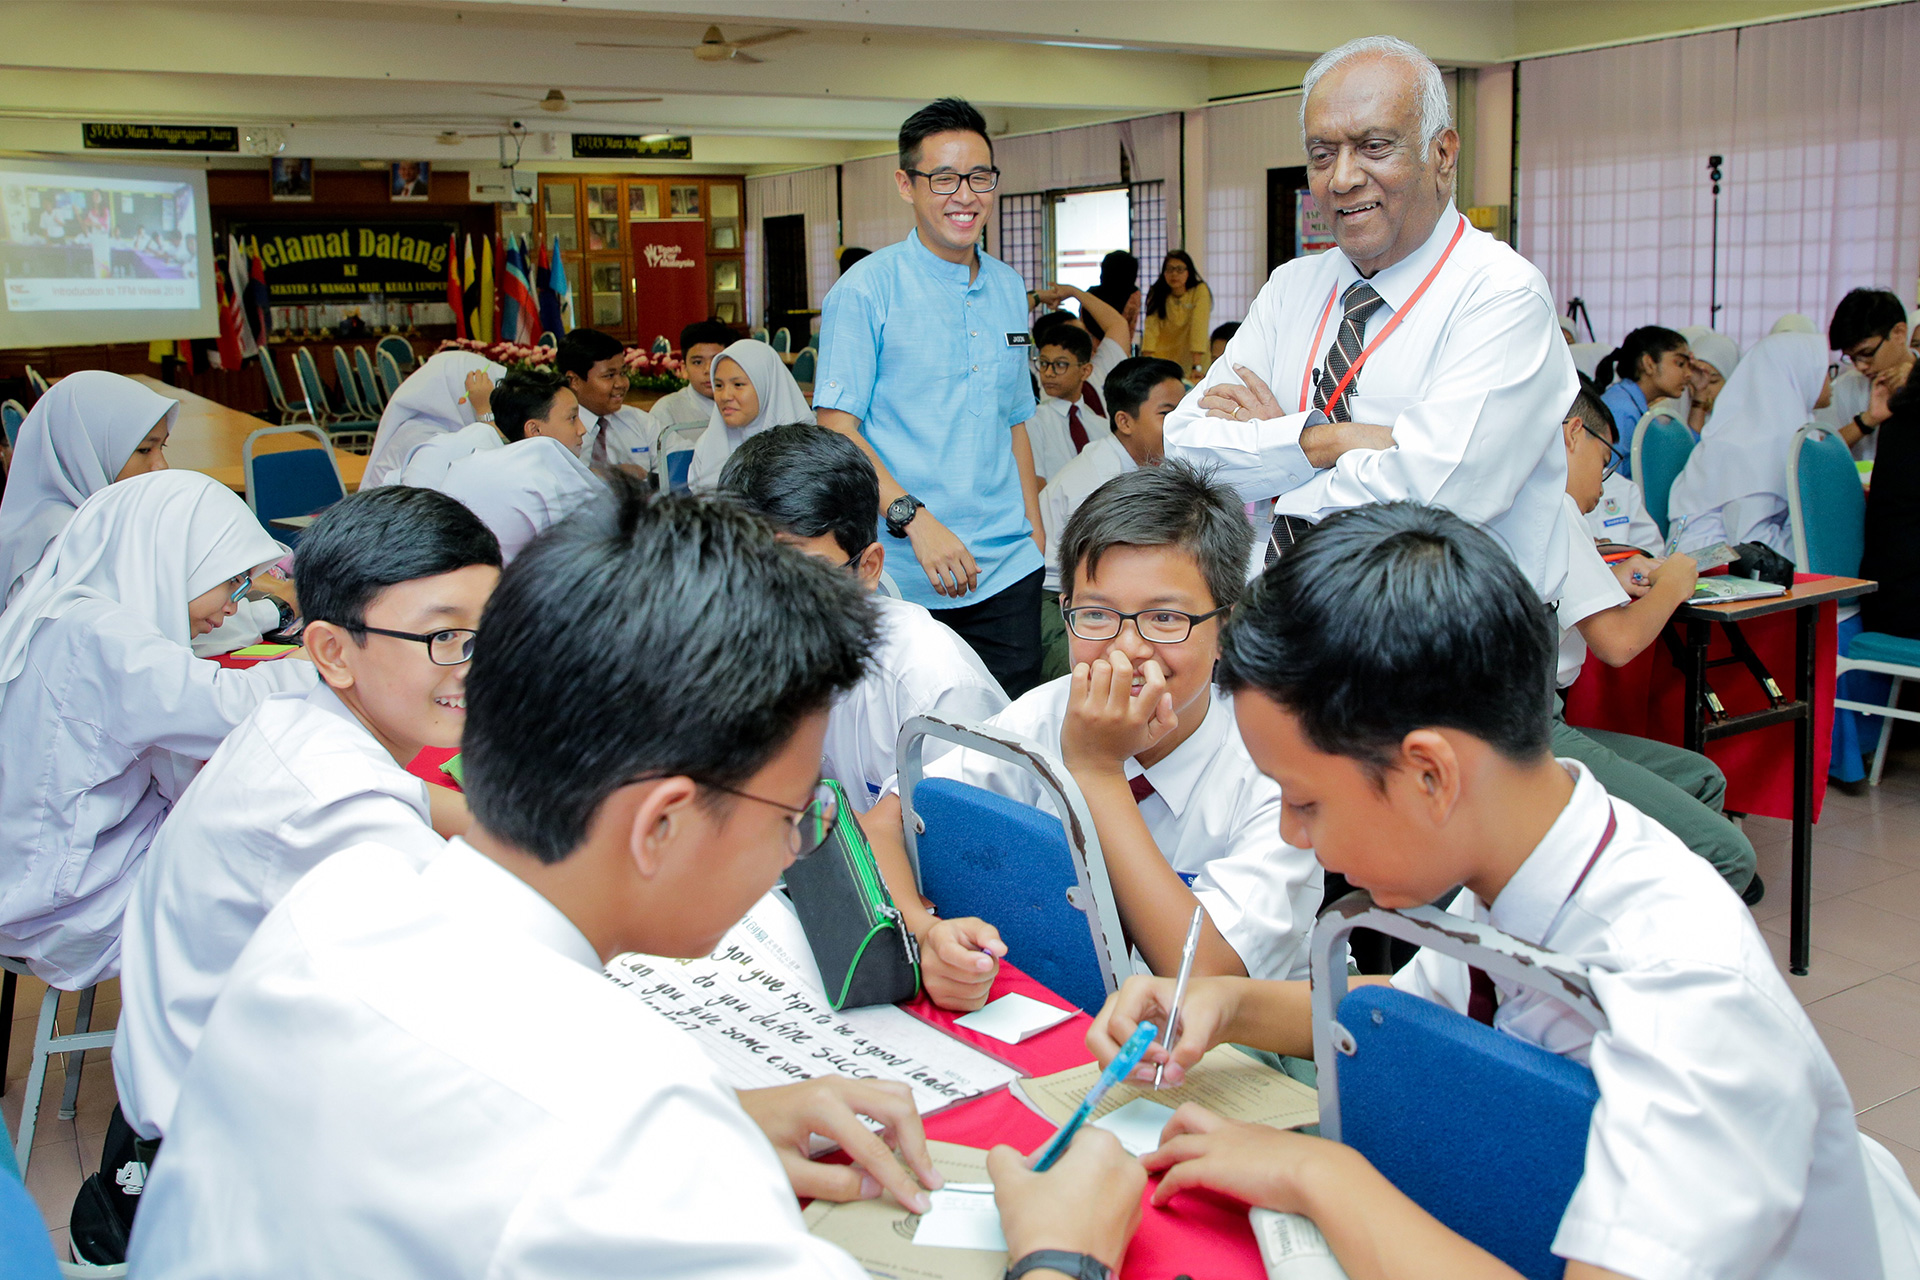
[{"xmin": 815, "ymin": 98, "xmax": 1047, "ymax": 695}]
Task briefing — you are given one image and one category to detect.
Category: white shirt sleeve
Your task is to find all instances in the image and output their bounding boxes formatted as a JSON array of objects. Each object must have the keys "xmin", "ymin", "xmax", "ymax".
[
  {"xmin": 102, "ymin": 632, "xmax": 317, "ymax": 760},
  {"xmin": 1186, "ymin": 780, "xmax": 1323, "ymax": 981},
  {"xmin": 1162, "ymin": 287, "xmax": 1318, "ymax": 501},
  {"xmin": 1557, "ymin": 527, "xmax": 1632, "ymax": 633}
]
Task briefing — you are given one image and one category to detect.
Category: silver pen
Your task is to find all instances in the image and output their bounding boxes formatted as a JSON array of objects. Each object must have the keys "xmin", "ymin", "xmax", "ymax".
[{"xmin": 1155, "ymin": 905, "xmax": 1206, "ymax": 1090}]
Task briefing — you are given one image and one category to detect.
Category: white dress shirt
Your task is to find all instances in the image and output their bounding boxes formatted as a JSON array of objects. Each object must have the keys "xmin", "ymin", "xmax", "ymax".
[
  {"xmin": 1583, "ymin": 473, "xmax": 1662, "ymax": 554},
  {"xmin": 0, "ymin": 603, "xmax": 315, "ymax": 987},
  {"xmin": 580, "ymin": 404, "xmax": 663, "ymax": 471},
  {"xmin": 1088, "ymin": 335, "xmax": 1127, "ymax": 400},
  {"xmin": 128, "ymin": 839, "xmax": 868, "ymax": 1279},
  {"xmin": 1023, "ymin": 394, "xmax": 1111, "ymax": 485},
  {"xmin": 1164, "ymin": 206, "xmax": 1576, "ymax": 603},
  {"xmin": 893, "ymin": 679, "xmax": 1322, "ymax": 981},
  {"xmin": 823, "ymin": 594, "xmax": 1009, "ymax": 812},
  {"xmin": 1555, "ymin": 494, "xmax": 1633, "ymax": 688},
  {"xmin": 1815, "ymin": 366, "xmax": 1875, "ymax": 462},
  {"xmin": 1039, "ymin": 435, "xmax": 1137, "ymax": 593},
  {"xmin": 648, "ymin": 383, "xmax": 716, "ymax": 427},
  {"xmin": 1394, "ymin": 762, "xmax": 1920, "ymax": 1280},
  {"xmin": 113, "ymin": 682, "xmax": 446, "ymax": 1140}
]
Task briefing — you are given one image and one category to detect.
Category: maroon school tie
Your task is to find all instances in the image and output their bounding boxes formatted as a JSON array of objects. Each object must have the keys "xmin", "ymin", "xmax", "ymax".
[
  {"xmin": 1128, "ymin": 773, "xmax": 1154, "ymax": 803},
  {"xmin": 1068, "ymin": 402, "xmax": 1090, "ymax": 454},
  {"xmin": 1081, "ymin": 382, "xmax": 1105, "ymax": 418}
]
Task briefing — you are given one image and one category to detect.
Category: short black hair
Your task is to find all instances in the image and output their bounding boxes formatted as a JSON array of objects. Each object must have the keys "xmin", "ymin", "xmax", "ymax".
[
  {"xmin": 717, "ymin": 423, "xmax": 879, "ymax": 561},
  {"xmin": 294, "ymin": 486, "xmax": 502, "ymax": 631},
  {"xmin": 462, "ymin": 473, "xmax": 878, "ymax": 865},
  {"xmin": 1210, "ymin": 321, "xmax": 1241, "ymax": 346},
  {"xmin": 1567, "ymin": 374, "xmax": 1615, "ymax": 443},
  {"xmin": 490, "ymin": 369, "xmax": 568, "ymax": 442},
  {"xmin": 1829, "ymin": 288, "xmax": 1908, "ymax": 354},
  {"xmin": 679, "ymin": 319, "xmax": 737, "ymax": 353},
  {"xmin": 1058, "ymin": 460, "xmax": 1252, "ymax": 613},
  {"xmin": 898, "ymin": 97, "xmax": 992, "ymax": 171},
  {"xmin": 1032, "ymin": 309, "xmax": 1082, "ymax": 344},
  {"xmin": 1105, "ymin": 357, "xmax": 1187, "ymax": 423},
  {"xmin": 1594, "ymin": 326, "xmax": 1687, "ymax": 391},
  {"xmin": 1218, "ymin": 503, "xmax": 1555, "ymax": 780},
  {"xmin": 838, "ymin": 247, "xmax": 872, "ymax": 274},
  {"xmin": 556, "ymin": 327, "xmax": 626, "ymax": 380},
  {"xmin": 1039, "ymin": 325, "xmax": 1093, "ymax": 365}
]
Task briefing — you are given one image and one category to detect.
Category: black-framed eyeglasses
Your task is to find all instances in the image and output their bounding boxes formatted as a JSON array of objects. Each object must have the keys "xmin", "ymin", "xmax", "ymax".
[
  {"xmin": 904, "ymin": 166, "xmax": 1000, "ymax": 195},
  {"xmin": 1847, "ymin": 335, "xmax": 1887, "ymax": 369},
  {"xmin": 1063, "ymin": 604, "xmax": 1230, "ymax": 644},
  {"xmin": 1033, "ymin": 357, "xmax": 1082, "ymax": 375},
  {"xmin": 352, "ymin": 625, "xmax": 479, "ymax": 666},
  {"xmin": 1571, "ymin": 417, "xmax": 1627, "ymax": 480},
  {"xmin": 622, "ymin": 774, "xmax": 839, "ymax": 859}
]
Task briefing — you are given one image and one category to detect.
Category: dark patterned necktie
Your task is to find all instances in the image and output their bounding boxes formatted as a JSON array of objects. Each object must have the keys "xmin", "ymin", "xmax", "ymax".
[
  {"xmin": 1081, "ymin": 381, "xmax": 1105, "ymax": 418},
  {"xmin": 1313, "ymin": 281, "xmax": 1387, "ymax": 423},
  {"xmin": 1068, "ymin": 402, "xmax": 1089, "ymax": 453}
]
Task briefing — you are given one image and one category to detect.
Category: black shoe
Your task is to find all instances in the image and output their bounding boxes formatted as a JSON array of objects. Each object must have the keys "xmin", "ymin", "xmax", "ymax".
[{"xmin": 1741, "ymin": 873, "xmax": 1766, "ymax": 907}]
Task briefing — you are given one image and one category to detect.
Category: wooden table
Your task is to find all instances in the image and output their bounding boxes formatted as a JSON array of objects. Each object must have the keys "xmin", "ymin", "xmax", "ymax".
[
  {"xmin": 1676, "ymin": 575, "xmax": 1876, "ymax": 973},
  {"xmin": 131, "ymin": 375, "xmax": 367, "ymax": 494}
]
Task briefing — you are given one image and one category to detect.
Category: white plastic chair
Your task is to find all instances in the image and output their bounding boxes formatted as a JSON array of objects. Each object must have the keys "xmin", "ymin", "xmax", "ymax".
[{"xmin": 1, "ymin": 960, "xmax": 114, "ymax": 1179}]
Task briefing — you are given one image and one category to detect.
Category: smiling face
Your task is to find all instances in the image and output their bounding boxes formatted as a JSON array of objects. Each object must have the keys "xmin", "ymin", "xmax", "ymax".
[
  {"xmin": 894, "ymin": 129, "xmax": 995, "ymax": 265},
  {"xmin": 1302, "ymin": 54, "xmax": 1457, "ymax": 276},
  {"xmin": 1641, "ymin": 346, "xmax": 1693, "ymax": 400},
  {"xmin": 684, "ymin": 342, "xmax": 727, "ymax": 399},
  {"xmin": 566, "ymin": 354, "xmax": 630, "ymax": 419},
  {"xmin": 304, "ymin": 563, "xmax": 499, "ymax": 765},
  {"xmin": 523, "ymin": 386, "xmax": 585, "ymax": 451},
  {"xmin": 113, "ymin": 416, "xmax": 171, "ymax": 482},
  {"xmin": 1066, "ymin": 543, "xmax": 1219, "ymax": 727},
  {"xmin": 711, "ymin": 357, "xmax": 761, "ymax": 428}
]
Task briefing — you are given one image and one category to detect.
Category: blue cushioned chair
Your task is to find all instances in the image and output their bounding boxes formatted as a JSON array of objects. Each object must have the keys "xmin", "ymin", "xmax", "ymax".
[
  {"xmin": 1312, "ymin": 893, "xmax": 1605, "ymax": 1280},
  {"xmin": 242, "ymin": 426, "xmax": 346, "ymax": 543},
  {"xmin": 375, "ymin": 335, "xmax": 416, "ymax": 374},
  {"xmin": 2, "ymin": 399, "xmax": 24, "ymax": 446},
  {"xmin": 1629, "ymin": 407, "xmax": 1696, "ymax": 541},
  {"xmin": 353, "ymin": 345, "xmax": 386, "ymax": 412},
  {"xmin": 791, "ymin": 347, "xmax": 817, "ymax": 385},
  {"xmin": 1789, "ymin": 425, "xmax": 1920, "ymax": 784},
  {"xmin": 898, "ymin": 717, "xmax": 1129, "ymax": 1014},
  {"xmin": 655, "ymin": 421, "xmax": 704, "ymax": 495}
]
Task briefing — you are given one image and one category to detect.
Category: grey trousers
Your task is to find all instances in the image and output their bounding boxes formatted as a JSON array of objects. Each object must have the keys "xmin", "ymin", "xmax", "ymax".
[{"xmin": 1552, "ymin": 719, "xmax": 1757, "ymax": 893}]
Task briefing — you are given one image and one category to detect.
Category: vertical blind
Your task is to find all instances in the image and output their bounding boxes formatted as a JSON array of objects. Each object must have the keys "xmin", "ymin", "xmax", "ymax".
[{"xmin": 744, "ymin": 166, "xmax": 840, "ymax": 332}]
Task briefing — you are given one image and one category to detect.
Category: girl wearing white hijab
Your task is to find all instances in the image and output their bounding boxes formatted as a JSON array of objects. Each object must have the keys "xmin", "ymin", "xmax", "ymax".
[
  {"xmin": 1667, "ymin": 332, "xmax": 1832, "ymax": 556},
  {"xmin": 0, "ymin": 470, "xmax": 317, "ymax": 986},
  {"xmin": 1677, "ymin": 325, "xmax": 1742, "ymax": 434},
  {"xmin": 434, "ymin": 436, "xmax": 600, "ymax": 563},
  {"xmin": 0, "ymin": 370, "xmax": 176, "ymax": 601},
  {"xmin": 684, "ymin": 339, "xmax": 814, "ymax": 491},
  {"xmin": 363, "ymin": 351, "xmax": 507, "ymax": 488},
  {"xmin": 393, "ymin": 421, "xmax": 504, "ymax": 488}
]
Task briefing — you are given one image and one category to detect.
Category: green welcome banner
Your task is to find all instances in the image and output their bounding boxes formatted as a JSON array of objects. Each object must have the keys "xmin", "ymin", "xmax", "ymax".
[{"xmin": 232, "ymin": 220, "xmax": 458, "ymax": 303}]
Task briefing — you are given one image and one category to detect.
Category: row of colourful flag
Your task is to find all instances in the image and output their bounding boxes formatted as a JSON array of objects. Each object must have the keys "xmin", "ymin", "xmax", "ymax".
[{"xmin": 448, "ymin": 232, "xmax": 569, "ymax": 345}]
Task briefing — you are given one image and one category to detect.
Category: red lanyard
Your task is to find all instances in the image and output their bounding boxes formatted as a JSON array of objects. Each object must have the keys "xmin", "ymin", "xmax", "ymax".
[{"xmin": 1295, "ymin": 214, "xmax": 1470, "ymax": 414}]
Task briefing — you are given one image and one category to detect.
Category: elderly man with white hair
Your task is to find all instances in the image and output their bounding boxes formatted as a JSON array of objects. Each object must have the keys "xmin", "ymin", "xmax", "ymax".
[{"xmin": 1164, "ymin": 35, "xmax": 1576, "ymax": 602}]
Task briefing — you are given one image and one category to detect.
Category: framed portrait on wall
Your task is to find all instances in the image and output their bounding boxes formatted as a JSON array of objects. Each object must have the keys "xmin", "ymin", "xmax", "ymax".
[
  {"xmin": 391, "ymin": 161, "xmax": 432, "ymax": 201},
  {"xmin": 269, "ymin": 158, "xmax": 313, "ymax": 201}
]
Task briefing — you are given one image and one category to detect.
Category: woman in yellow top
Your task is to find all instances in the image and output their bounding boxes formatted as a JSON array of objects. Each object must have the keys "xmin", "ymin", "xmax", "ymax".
[{"xmin": 1141, "ymin": 250, "xmax": 1211, "ymax": 379}]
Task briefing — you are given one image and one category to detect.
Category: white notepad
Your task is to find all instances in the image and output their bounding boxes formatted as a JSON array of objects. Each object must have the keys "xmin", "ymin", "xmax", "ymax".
[{"xmin": 953, "ymin": 992, "xmax": 1076, "ymax": 1044}]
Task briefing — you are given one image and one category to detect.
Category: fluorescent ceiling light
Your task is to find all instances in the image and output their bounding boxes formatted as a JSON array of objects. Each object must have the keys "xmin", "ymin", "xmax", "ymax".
[{"xmin": 1036, "ymin": 40, "xmax": 1126, "ymax": 50}]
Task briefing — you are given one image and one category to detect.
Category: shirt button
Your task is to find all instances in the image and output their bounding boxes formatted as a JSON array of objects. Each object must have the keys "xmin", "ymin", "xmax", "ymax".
[
  {"xmin": 971, "ymin": 331, "xmax": 978, "ymax": 336},
  {"xmin": 972, "ymin": 365, "xmax": 979, "ymax": 371}
]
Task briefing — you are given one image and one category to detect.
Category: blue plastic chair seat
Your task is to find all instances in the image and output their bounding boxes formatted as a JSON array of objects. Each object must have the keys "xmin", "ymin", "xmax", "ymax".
[
  {"xmin": 663, "ymin": 449, "xmax": 695, "ymax": 494},
  {"xmin": 250, "ymin": 450, "xmax": 344, "ymax": 543},
  {"xmin": 1849, "ymin": 632, "xmax": 1920, "ymax": 667},
  {"xmin": 1338, "ymin": 985, "xmax": 1598, "ymax": 1280},
  {"xmin": 1635, "ymin": 415, "xmax": 1696, "ymax": 540}
]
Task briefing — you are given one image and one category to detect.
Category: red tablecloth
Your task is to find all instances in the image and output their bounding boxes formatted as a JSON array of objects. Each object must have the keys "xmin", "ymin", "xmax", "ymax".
[
  {"xmin": 409, "ymin": 745, "xmax": 462, "ymax": 791},
  {"xmin": 1561, "ymin": 574, "xmax": 1836, "ymax": 824},
  {"xmin": 902, "ymin": 965, "xmax": 1268, "ymax": 1280}
]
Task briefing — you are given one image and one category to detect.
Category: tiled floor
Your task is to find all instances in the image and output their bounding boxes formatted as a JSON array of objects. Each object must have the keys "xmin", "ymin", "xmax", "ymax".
[{"xmin": 10, "ymin": 750, "xmax": 1920, "ymax": 1260}]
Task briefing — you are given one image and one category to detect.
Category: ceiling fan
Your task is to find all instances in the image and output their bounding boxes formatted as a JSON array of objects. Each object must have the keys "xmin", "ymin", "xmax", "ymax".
[
  {"xmin": 478, "ymin": 88, "xmax": 663, "ymax": 113},
  {"xmin": 580, "ymin": 24, "xmax": 800, "ymax": 64}
]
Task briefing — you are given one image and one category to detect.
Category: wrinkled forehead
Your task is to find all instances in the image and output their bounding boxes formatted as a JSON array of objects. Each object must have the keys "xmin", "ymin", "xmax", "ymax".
[{"xmin": 1303, "ymin": 55, "xmax": 1424, "ymax": 142}]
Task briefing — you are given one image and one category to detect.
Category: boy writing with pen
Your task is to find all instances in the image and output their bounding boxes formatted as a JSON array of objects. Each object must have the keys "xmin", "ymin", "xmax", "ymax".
[{"xmin": 1086, "ymin": 502, "xmax": 1920, "ymax": 1280}]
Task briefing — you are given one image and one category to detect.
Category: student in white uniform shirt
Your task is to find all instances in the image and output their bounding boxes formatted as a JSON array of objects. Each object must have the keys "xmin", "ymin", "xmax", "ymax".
[
  {"xmin": 363, "ymin": 350, "xmax": 506, "ymax": 488},
  {"xmin": 1089, "ymin": 502, "xmax": 1920, "ymax": 1280},
  {"xmin": 1033, "ymin": 282, "xmax": 1133, "ymax": 414},
  {"xmin": 1022, "ymin": 324, "xmax": 1113, "ymax": 484},
  {"xmin": 128, "ymin": 475, "xmax": 1147, "ymax": 1280},
  {"xmin": 685, "ymin": 338, "xmax": 816, "ymax": 491},
  {"xmin": 646, "ymin": 318, "xmax": 737, "ymax": 427},
  {"xmin": 1552, "ymin": 385, "xmax": 1757, "ymax": 898},
  {"xmin": 0, "ymin": 471, "xmax": 317, "ymax": 987},
  {"xmin": 1037, "ymin": 357, "xmax": 1186, "ymax": 681},
  {"xmin": 557, "ymin": 327, "xmax": 661, "ymax": 474},
  {"xmin": 1167, "ymin": 36, "xmax": 1575, "ymax": 600},
  {"xmin": 403, "ymin": 366, "xmax": 586, "ymax": 489},
  {"xmin": 717, "ymin": 423, "xmax": 1007, "ymax": 812},
  {"xmin": 1819, "ymin": 288, "xmax": 1914, "ymax": 463},
  {"xmin": 865, "ymin": 462, "xmax": 1324, "ymax": 1011}
]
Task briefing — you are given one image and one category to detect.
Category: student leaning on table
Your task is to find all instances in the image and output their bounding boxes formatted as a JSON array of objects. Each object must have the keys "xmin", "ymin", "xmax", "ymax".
[
  {"xmin": 128, "ymin": 476, "xmax": 1144, "ymax": 1280},
  {"xmin": 1087, "ymin": 502, "xmax": 1920, "ymax": 1280}
]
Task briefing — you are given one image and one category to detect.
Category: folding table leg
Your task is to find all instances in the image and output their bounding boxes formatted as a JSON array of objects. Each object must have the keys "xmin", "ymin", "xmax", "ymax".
[
  {"xmin": 60, "ymin": 983, "xmax": 94, "ymax": 1118},
  {"xmin": 1790, "ymin": 607, "xmax": 1815, "ymax": 976}
]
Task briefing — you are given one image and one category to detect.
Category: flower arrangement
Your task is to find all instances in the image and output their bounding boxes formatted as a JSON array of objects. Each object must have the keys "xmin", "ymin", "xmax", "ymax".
[{"xmin": 433, "ymin": 338, "xmax": 690, "ymax": 393}]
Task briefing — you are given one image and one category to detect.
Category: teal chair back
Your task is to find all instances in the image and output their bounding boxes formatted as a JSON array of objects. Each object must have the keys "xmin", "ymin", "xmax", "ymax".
[
  {"xmin": 377, "ymin": 349, "xmax": 405, "ymax": 403},
  {"xmin": 537, "ymin": 330, "xmax": 560, "ymax": 349},
  {"xmin": 375, "ymin": 335, "xmax": 415, "ymax": 373},
  {"xmin": 258, "ymin": 351, "xmax": 301, "ymax": 419},
  {"xmin": 1, "ymin": 400, "xmax": 24, "ymax": 446},
  {"xmin": 353, "ymin": 346, "xmax": 385, "ymax": 411},
  {"xmin": 331, "ymin": 347, "xmax": 367, "ymax": 416},
  {"xmin": 1630, "ymin": 411, "xmax": 1697, "ymax": 540},
  {"xmin": 770, "ymin": 327, "xmax": 791, "ymax": 353},
  {"xmin": 1788, "ymin": 425, "xmax": 1865, "ymax": 576},
  {"xmin": 791, "ymin": 348, "xmax": 817, "ymax": 384}
]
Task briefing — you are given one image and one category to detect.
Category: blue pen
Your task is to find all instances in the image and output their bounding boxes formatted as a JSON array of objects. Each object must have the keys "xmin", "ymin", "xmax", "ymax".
[{"xmin": 1030, "ymin": 1021, "xmax": 1158, "ymax": 1173}]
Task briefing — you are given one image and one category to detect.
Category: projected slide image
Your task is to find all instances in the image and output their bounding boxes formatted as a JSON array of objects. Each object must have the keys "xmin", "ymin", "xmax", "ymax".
[{"xmin": 1, "ymin": 173, "xmax": 200, "ymax": 312}]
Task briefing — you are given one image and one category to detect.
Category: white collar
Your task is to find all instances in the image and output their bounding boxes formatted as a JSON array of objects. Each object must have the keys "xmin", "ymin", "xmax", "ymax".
[
  {"xmin": 1125, "ymin": 685, "xmax": 1229, "ymax": 819},
  {"xmin": 1331, "ymin": 202, "xmax": 1465, "ymax": 312},
  {"xmin": 1485, "ymin": 761, "xmax": 1612, "ymax": 947},
  {"xmin": 422, "ymin": 838, "xmax": 602, "ymax": 971}
]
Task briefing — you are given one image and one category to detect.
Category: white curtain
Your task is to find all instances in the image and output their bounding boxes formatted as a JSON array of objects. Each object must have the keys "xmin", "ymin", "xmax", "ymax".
[
  {"xmin": 745, "ymin": 167, "xmax": 840, "ymax": 328},
  {"xmin": 1519, "ymin": 3, "xmax": 1920, "ymax": 349}
]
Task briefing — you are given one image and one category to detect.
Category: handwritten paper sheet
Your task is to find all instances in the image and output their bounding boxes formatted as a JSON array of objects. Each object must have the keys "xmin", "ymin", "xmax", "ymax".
[
  {"xmin": 605, "ymin": 896, "xmax": 1018, "ymax": 1115},
  {"xmin": 1017, "ymin": 1044, "xmax": 1319, "ymax": 1133},
  {"xmin": 804, "ymin": 1142, "xmax": 1008, "ymax": 1280}
]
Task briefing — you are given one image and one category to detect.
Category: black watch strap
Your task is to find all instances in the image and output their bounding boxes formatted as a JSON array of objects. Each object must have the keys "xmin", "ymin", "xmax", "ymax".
[
  {"xmin": 1854, "ymin": 412, "xmax": 1878, "ymax": 436},
  {"xmin": 1005, "ymin": 1250, "xmax": 1110, "ymax": 1280}
]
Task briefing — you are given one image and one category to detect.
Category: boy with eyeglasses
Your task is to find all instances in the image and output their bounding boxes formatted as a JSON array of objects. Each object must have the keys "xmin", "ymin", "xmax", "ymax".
[
  {"xmin": 129, "ymin": 474, "xmax": 1148, "ymax": 1280},
  {"xmin": 717, "ymin": 423, "xmax": 1007, "ymax": 812},
  {"xmin": 864, "ymin": 461, "xmax": 1323, "ymax": 1011},
  {"xmin": 1022, "ymin": 324, "xmax": 1111, "ymax": 484},
  {"xmin": 1819, "ymin": 287, "xmax": 1914, "ymax": 462},
  {"xmin": 1551, "ymin": 384, "xmax": 1759, "ymax": 900}
]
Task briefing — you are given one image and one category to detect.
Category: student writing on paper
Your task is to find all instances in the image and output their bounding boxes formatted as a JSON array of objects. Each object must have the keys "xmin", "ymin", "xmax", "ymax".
[
  {"xmin": 129, "ymin": 477, "xmax": 1145, "ymax": 1279},
  {"xmin": 0, "ymin": 470, "xmax": 318, "ymax": 988},
  {"xmin": 865, "ymin": 462, "xmax": 1324, "ymax": 1011},
  {"xmin": 717, "ymin": 423, "xmax": 1007, "ymax": 812},
  {"xmin": 1087, "ymin": 502, "xmax": 1920, "ymax": 1280}
]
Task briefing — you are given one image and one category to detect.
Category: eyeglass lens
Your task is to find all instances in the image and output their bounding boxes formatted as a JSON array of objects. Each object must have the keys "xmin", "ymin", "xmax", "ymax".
[
  {"xmin": 923, "ymin": 169, "xmax": 998, "ymax": 195},
  {"xmin": 427, "ymin": 630, "xmax": 478, "ymax": 665},
  {"xmin": 1067, "ymin": 608, "xmax": 1199, "ymax": 644}
]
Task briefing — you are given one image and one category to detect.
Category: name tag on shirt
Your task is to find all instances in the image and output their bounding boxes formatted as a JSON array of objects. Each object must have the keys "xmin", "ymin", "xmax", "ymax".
[
  {"xmin": 1006, "ymin": 332, "xmax": 1032, "ymax": 347},
  {"xmin": 1177, "ymin": 871, "xmax": 1197, "ymax": 888},
  {"xmin": 1603, "ymin": 516, "xmax": 1628, "ymax": 528}
]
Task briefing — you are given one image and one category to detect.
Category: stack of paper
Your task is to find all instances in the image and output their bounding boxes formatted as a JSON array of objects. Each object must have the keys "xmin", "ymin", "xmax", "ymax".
[{"xmin": 804, "ymin": 1142, "xmax": 1008, "ymax": 1280}]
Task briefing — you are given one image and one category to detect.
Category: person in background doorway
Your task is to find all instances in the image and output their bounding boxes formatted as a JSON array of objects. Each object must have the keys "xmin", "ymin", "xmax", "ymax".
[
  {"xmin": 648, "ymin": 319, "xmax": 739, "ymax": 428},
  {"xmin": 1209, "ymin": 321, "xmax": 1241, "ymax": 369},
  {"xmin": 1084, "ymin": 249, "xmax": 1140, "ymax": 348},
  {"xmin": 1142, "ymin": 250, "xmax": 1212, "ymax": 380}
]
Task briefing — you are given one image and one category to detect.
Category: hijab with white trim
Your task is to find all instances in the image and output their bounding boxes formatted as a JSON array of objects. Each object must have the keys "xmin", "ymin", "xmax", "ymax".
[
  {"xmin": 0, "ymin": 370, "xmax": 179, "ymax": 601},
  {"xmin": 363, "ymin": 351, "xmax": 506, "ymax": 487},
  {"xmin": 685, "ymin": 340, "xmax": 814, "ymax": 491},
  {"xmin": 434, "ymin": 436, "xmax": 600, "ymax": 563},
  {"xmin": 1677, "ymin": 326, "xmax": 1741, "ymax": 381}
]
